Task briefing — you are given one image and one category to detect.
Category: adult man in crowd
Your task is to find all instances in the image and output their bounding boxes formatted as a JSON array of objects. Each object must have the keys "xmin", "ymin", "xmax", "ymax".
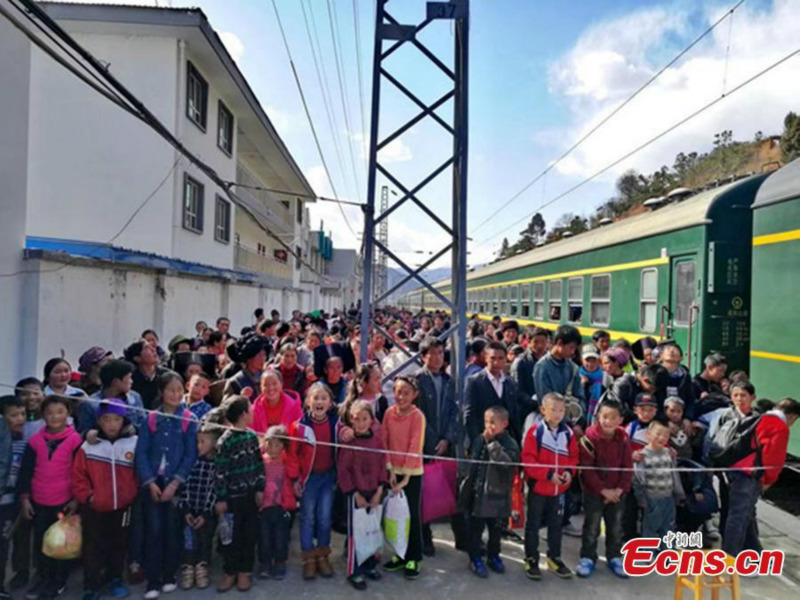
[
  {"xmin": 124, "ymin": 339, "xmax": 169, "ymax": 410},
  {"xmin": 510, "ymin": 327, "xmax": 550, "ymax": 400}
]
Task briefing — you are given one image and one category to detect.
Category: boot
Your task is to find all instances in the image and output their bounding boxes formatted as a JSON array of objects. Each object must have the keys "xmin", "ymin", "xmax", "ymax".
[
  {"xmin": 194, "ymin": 563, "xmax": 209, "ymax": 590},
  {"xmin": 316, "ymin": 547, "xmax": 334, "ymax": 578},
  {"xmin": 302, "ymin": 551, "xmax": 318, "ymax": 580},
  {"xmin": 179, "ymin": 564, "xmax": 194, "ymax": 590},
  {"xmin": 216, "ymin": 574, "xmax": 236, "ymax": 593},
  {"xmin": 236, "ymin": 573, "xmax": 252, "ymax": 592}
]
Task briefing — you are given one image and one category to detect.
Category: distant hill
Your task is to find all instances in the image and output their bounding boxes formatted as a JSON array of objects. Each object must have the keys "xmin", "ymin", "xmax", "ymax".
[{"xmin": 386, "ymin": 267, "xmax": 451, "ymax": 302}]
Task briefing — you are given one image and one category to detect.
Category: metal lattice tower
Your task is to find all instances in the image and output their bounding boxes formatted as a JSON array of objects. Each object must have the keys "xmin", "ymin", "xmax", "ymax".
[
  {"xmin": 360, "ymin": 0, "xmax": 469, "ymax": 401},
  {"xmin": 374, "ymin": 185, "xmax": 390, "ymax": 302}
]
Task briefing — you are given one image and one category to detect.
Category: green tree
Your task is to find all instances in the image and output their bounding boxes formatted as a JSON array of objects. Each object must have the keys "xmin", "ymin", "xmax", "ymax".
[
  {"xmin": 782, "ymin": 112, "xmax": 800, "ymax": 163},
  {"xmin": 498, "ymin": 237, "xmax": 510, "ymax": 259}
]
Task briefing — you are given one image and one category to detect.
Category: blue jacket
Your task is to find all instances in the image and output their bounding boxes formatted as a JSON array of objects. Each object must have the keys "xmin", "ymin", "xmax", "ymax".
[
  {"xmin": 78, "ymin": 390, "xmax": 145, "ymax": 433},
  {"xmin": 135, "ymin": 405, "xmax": 197, "ymax": 487},
  {"xmin": 533, "ymin": 353, "xmax": 584, "ymax": 403}
]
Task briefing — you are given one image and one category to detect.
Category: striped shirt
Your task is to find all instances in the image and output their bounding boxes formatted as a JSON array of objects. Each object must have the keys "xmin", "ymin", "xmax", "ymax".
[
  {"xmin": 214, "ymin": 430, "xmax": 265, "ymax": 501},
  {"xmin": 1, "ymin": 435, "xmax": 26, "ymax": 506},
  {"xmin": 633, "ymin": 446, "xmax": 684, "ymax": 501}
]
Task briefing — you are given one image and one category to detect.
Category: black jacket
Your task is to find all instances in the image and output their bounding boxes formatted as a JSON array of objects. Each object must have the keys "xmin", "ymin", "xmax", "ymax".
[
  {"xmin": 463, "ymin": 371, "xmax": 534, "ymax": 445},
  {"xmin": 415, "ymin": 368, "xmax": 461, "ymax": 456},
  {"xmin": 459, "ymin": 431, "xmax": 519, "ymax": 518},
  {"xmin": 510, "ymin": 352, "xmax": 536, "ymax": 399}
]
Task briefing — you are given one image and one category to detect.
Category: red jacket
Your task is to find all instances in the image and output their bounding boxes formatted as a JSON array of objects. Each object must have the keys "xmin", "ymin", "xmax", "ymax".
[
  {"xmin": 732, "ymin": 411, "xmax": 790, "ymax": 487},
  {"xmin": 72, "ymin": 431, "xmax": 138, "ymax": 512},
  {"xmin": 286, "ymin": 412, "xmax": 339, "ymax": 486},
  {"xmin": 260, "ymin": 452, "xmax": 297, "ymax": 511},
  {"xmin": 579, "ymin": 424, "xmax": 633, "ymax": 498},
  {"xmin": 251, "ymin": 391, "xmax": 303, "ymax": 435},
  {"xmin": 522, "ymin": 420, "xmax": 579, "ymax": 496},
  {"xmin": 338, "ymin": 428, "xmax": 388, "ymax": 495}
]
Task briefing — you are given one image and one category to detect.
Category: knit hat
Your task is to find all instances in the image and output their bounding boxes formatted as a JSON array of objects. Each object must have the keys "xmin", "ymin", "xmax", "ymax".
[
  {"xmin": 634, "ymin": 393, "xmax": 657, "ymax": 408},
  {"xmin": 581, "ymin": 343, "xmax": 600, "ymax": 360},
  {"xmin": 664, "ymin": 396, "xmax": 685, "ymax": 407},
  {"xmin": 227, "ymin": 331, "xmax": 271, "ymax": 364},
  {"xmin": 97, "ymin": 398, "xmax": 128, "ymax": 418},
  {"xmin": 78, "ymin": 346, "xmax": 112, "ymax": 374}
]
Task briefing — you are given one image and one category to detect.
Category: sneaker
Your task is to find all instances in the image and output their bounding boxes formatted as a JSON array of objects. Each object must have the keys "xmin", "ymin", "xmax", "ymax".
[
  {"xmin": 364, "ymin": 567, "xmax": 382, "ymax": 581},
  {"xmin": 179, "ymin": 565, "xmax": 195, "ymax": 591},
  {"xmin": 348, "ymin": 575, "xmax": 367, "ymax": 591},
  {"xmin": 608, "ymin": 558, "xmax": 628, "ymax": 579},
  {"xmin": 194, "ymin": 563, "xmax": 210, "ymax": 590},
  {"xmin": 547, "ymin": 557, "xmax": 573, "ymax": 579},
  {"xmin": 257, "ymin": 569, "xmax": 271, "ymax": 581},
  {"xmin": 272, "ymin": 562, "xmax": 286, "ymax": 581},
  {"xmin": 704, "ymin": 520, "xmax": 721, "ymax": 542},
  {"xmin": 383, "ymin": 556, "xmax": 406, "ymax": 572},
  {"xmin": 81, "ymin": 593, "xmax": 100, "ymax": 600},
  {"xmin": 127, "ymin": 563, "xmax": 145, "ymax": 586},
  {"xmin": 562, "ymin": 522, "xmax": 582, "ymax": 538},
  {"xmin": 423, "ymin": 540, "xmax": 436, "ymax": 557},
  {"xmin": 576, "ymin": 558, "xmax": 595, "ymax": 578},
  {"xmin": 109, "ymin": 579, "xmax": 130, "ymax": 598},
  {"xmin": 161, "ymin": 582, "xmax": 177, "ymax": 594},
  {"xmin": 524, "ymin": 558, "xmax": 542, "ymax": 580},
  {"xmin": 470, "ymin": 558, "xmax": 488, "ymax": 579},
  {"xmin": 403, "ymin": 560, "xmax": 421, "ymax": 580},
  {"xmin": 10, "ymin": 571, "xmax": 30, "ymax": 591},
  {"xmin": 143, "ymin": 589, "xmax": 159, "ymax": 600},
  {"xmin": 487, "ymin": 555, "xmax": 505, "ymax": 574}
]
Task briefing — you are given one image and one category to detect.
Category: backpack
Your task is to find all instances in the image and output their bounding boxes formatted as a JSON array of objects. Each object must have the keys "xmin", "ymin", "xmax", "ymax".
[
  {"xmin": 707, "ymin": 412, "xmax": 761, "ymax": 468},
  {"xmin": 148, "ymin": 409, "xmax": 193, "ymax": 434}
]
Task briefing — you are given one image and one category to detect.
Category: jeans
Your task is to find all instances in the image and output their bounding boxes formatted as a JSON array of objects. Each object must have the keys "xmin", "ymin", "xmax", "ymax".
[
  {"xmin": 641, "ymin": 496, "xmax": 675, "ymax": 541},
  {"xmin": 142, "ymin": 490, "xmax": 181, "ymax": 589},
  {"xmin": 32, "ymin": 504, "xmax": 68, "ymax": 590},
  {"xmin": 525, "ymin": 492, "xmax": 564, "ymax": 559},
  {"xmin": 82, "ymin": 507, "xmax": 130, "ymax": 591},
  {"xmin": 580, "ymin": 493, "xmax": 624, "ymax": 562},
  {"xmin": 0, "ymin": 503, "xmax": 16, "ymax": 589},
  {"xmin": 223, "ymin": 494, "xmax": 259, "ymax": 575},
  {"xmin": 300, "ymin": 470, "xmax": 335, "ymax": 552},
  {"xmin": 621, "ymin": 491, "xmax": 641, "ymax": 542},
  {"xmin": 722, "ymin": 472, "xmax": 761, "ymax": 556},
  {"xmin": 128, "ymin": 494, "xmax": 144, "ymax": 567},
  {"xmin": 181, "ymin": 513, "xmax": 216, "ymax": 567},
  {"xmin": 467, "ymin": 516, "xmax": 502, "ymax": 561},
  {"xmin": 258, "ymin": 507, "xmax": 290, "ymax": 568}
]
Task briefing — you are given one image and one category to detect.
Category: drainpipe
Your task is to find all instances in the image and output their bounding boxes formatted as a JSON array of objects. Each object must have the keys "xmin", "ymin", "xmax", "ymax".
[{"xmin": 171, "ymin": 39, "xmax": 186, "ymax": 258}]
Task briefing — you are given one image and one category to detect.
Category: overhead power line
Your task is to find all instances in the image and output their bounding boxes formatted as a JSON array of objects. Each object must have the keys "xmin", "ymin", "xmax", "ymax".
[{"xmin": 470, "ymin": 0, "xmax": 748, "ymax": 236}]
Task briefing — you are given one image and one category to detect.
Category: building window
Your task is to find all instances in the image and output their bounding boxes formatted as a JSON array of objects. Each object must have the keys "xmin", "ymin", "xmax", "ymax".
[
  {"xmin": 567, "ymin": 277, "xmax": 583, "ymax": 323},
  {"xmin": 186, "ymin": 62, "xmax": 208, "ymax": 130},
  {"xmin": 533, "ymin": 282, "xmax": 544, "ymax": 319},
  {"xmin": 183, "ymin": 174, "xmax": 204, "ymax": 233},
  {"xmin": 640, "ymin": 268, "xmax": 658, "ymax": 331},
  {"xmin": 548, "ymin": 280, "xmax": 562, "ymax": 321},
  {"xmin": 510, "ymin": 285, "xmax": 519, "ymax": 316},
  {"xmin": 296, "ymin": 199, "xmax": 303, "ymax": 224},
  {"xmin": 590, "ymin": 274, "xmax": 611, "ymax": 326},
  {"xmin": 521, "ymin": 284, "xmax": 531, "ymax": 318},
  {"xmin": 295, "ymin": 245, "xmax": 302, "ymax": 270},
  {"xmin": 214, "ymin": 196, "xmax": 231, "ymax": 243},
  {"xmin": 217, "ymin": 101, "xmax": 234, "ymax": 155}
]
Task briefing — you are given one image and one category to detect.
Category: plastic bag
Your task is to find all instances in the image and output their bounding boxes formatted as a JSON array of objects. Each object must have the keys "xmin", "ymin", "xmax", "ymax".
[
  {"xmin": 42, "ymin": 514, "xmax": 82, "ymax": 560},
  {"xmin": 508, "ymin": 470, "xmax": 525, "ymax": 530},
  {"xmin": 422, "ymin": 460, "xmax": 458, "ymax": 524},
  {"xmin": 383, "ymin": 491, "xmax": 410, "ymax": 559},
  {"xmin": 352, "ymin": 500, "xmax": 384, "ymax": 566}
]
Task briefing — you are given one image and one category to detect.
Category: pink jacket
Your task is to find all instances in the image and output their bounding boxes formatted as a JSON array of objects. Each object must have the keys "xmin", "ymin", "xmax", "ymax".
[
  {"xmin": 25, "ymin": 426, "xmax": 83, "ymax": 506},
  {"xmin": 251, "ymin": 391, "xmax": 304, "ymax": 435}
]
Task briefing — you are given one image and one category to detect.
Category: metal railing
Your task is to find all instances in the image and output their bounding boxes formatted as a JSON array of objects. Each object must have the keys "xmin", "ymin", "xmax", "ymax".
[
  {"xmin": 236, "ymin": 162, "xmax": 293, "ymax": 231},
  {"xmin": 234, "ymin": 242, "xmax": 292, "ymax": 281}
]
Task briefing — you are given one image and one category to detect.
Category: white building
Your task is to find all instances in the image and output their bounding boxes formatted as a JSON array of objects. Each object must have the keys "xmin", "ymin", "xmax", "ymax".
[{"xmin": 0, "ymin": 0, "xmax": 350, "ymax": 383}]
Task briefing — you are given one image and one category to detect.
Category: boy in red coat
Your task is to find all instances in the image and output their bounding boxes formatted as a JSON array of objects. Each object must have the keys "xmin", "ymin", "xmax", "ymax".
[
  {"xmin": 72, "ymin": 399, "xmax": 138, "ymax": 599},
  {"xmin": 522, "ymin": 393, "xmax": 578, "ymax": 581}
]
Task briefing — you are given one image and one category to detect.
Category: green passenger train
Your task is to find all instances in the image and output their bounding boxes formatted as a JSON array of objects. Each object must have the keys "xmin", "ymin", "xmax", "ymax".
[{"xmin": 400, "ymin": 160, "xmax": 800, "ymax": 456}]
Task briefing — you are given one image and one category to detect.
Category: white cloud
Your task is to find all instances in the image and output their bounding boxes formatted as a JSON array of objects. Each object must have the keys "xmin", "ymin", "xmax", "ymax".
[
  {"xmin": 220, "ymin": 32, "xmax": 245, "ymax": 64},
  {"xmin": 546, "ymin": 0, "xmax": 800, "ymax": 180},
  {"xmin": 305, "ymin": 166, "xmax": 362, "ymax": 249},
  {"xmin": 352, "ymin": 131, "xmax": 413, "ymax": 164}
]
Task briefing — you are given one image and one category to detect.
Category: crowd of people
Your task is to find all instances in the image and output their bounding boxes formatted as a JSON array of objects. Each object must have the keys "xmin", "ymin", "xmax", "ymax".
[{"xmin": 0, "ymin": 307, "xmax": 797, "ymax": 600}]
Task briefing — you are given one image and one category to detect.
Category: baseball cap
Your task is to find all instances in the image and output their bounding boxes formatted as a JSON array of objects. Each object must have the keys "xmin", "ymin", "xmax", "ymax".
[
  {"xmin": 635, "ymin": 393, "xmax": 657, "ymax": 408},
  {"xmin": 581, "ymin": 344, "xmax": 600, "ymax": 360}
]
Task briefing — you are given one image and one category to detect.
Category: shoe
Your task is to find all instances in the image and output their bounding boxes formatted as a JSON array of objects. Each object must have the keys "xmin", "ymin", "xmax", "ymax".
[
  {"xmin": 271, "ymin": 562, "xmax": 286, "ymax": 581},
  {"xmin": 423, "ymin": 540, "xmax": 436, "ymax": 557},
  {"xmin": 364, "ymin": 567, "xmax": 382, "ymax": 581},
  {"xmin": 109, "ymin": 579, "xmax": 130, "ymax": 597},
  {"xmin": 161, "ymin": 582, "xmax": 177, "ymax": 594},
  {"xmin": 487, "ymin": 555, "xmax": 505, "ymax": 574},
  {"xmin": 81, "ymin": 593, "xmax": 100, "ymax": 600},
  {"xmin": 180, "ymin": 565, "xmax": 195, "ymax": 591},
  {"xmin": 383, "ymin": 556, "xmax": 406, "ymax": 572},
  {"xmin": 43, "ymin": 582, "xmax": 66, "ymax": 599},
  {"xmin": 194, "ymin": 563, "xmax": 210, "ymax": 590},
  {"xmin": 562, "ymin": 522, "xmax": 582, "ymax": 538},
  {"xmin": 524, "ymin": 558, "xmax": 542, "ymax": 580},
  {"xmin": 0, "ymin": 590, "xmax": 11, "ymax": 600},
  {"xmin": 216, "ymin": 574, "xmax": 236, "ymax": 593},
  {"xmin": 470, "ymin": 558, "xmax": 488, "ymax": 579},
  {"xmin": 257, "ymin": 569, "xmax": 271, "ymax": 581},
  {"xmin": 546, "ymin": 557, "xmax": 573, "ymax": 578},
  {"xmin": 576, "ymin": 558, "xmax": 595, "ymax": 578},
  {"xmin": 236, "ymin": 573, "xmax": 252, "ymax": 592},
  {"xmin": 302, "ymin": 551, "xmax": 318, "ymax": 580},
  {"xmin": 403, "ymin": 560, "xmax": 421, "ymax": 580},
  {"xmin": 704, "ymin": 520, "xmax": 721, "ymax": 542},
  {"xmin": 348, "ymin": 575, "xmax": 367, "ymax": 591},
  {"xmin": 316, "ymin": 547, "xmax": 334, "ymax": 578},
  {"xmin": 10, "ymin": 572, "xmax": 30, "ymax": 591},
  {"xmin": 127, "ymin": 563, "xmax": 145, "ymax": 586},
  {"xmin": 25, "ymin": 580, "xmax": 45, "ymax": 600},
  {"xmin": 608, "ymin": 558, "xmax": 628, "ymax": 579},
  {"xmin": 143, "ymin": 589, "xmax": 159, "ymax": 600}
]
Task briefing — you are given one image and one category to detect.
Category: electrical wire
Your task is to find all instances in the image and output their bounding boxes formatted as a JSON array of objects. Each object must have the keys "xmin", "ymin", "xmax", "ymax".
[
  {"xmin": 352, "ymin": 0, "xmax": 369, "ymax": 171},
  {"xmin": 470, "ymin": 0, "xmax": 749, "ymax": 237}
]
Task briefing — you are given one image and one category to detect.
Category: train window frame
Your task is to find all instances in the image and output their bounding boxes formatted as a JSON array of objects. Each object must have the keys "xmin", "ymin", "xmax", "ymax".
[
  {"xmin": 500, "ymin": 286, "xmax": 508, "ymax": 316},
  {"xmin": 673, "ymin": 261, "xmax": 697, "ymax": 326},
  {"xmin": 510, "ymin": 285, "xmax": 519, "ymax": 316},
  {"xmin": 521, "ymin": 284, "xmax": 531, "ymax": 318},
  {"xmin": 639, "ymin": 268, "xmax": 659, "ymax": 332},
  {"xmin": 567, "ymin": 277, "xmax": 584, "ymax": 323},
  {"xmin": 548, "ymin": 279, "xmax": 562, "ymax": 321},
  {"xmin": 533, "ymin": 282, "xmax": 545, "ymax": 320},
  {"xmin": 492, "ymin": 288, "xmax": 499, "ymax": 314},
  {"xmin": 590, "ymin": 274, "xmax": 611, "ymax": 327}
]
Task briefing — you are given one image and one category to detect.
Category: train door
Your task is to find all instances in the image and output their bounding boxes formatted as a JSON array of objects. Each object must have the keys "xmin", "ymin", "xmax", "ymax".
[{"xmin": 669, "ymin": 256, "xmax": 700, "ymax": 369}]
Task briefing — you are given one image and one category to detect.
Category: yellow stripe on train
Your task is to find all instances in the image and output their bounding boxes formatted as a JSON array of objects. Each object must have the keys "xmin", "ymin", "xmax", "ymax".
[
  {"xmin": 750, "ymin": 350, "xmax": 800, "ymax": 364},
  {"xmin": 753, "ymin": 228, "xmax": 800, "ymax": 247}
]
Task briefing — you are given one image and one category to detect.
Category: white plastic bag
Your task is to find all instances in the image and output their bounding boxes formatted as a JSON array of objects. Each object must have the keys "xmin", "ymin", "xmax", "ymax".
[
  {"xmin": 383, "ymin": 491, "xmax": 410, "ymax": 559},
  {"xmin": 352, "ymin": 500, "xmax": 384, "ymax": 566}
]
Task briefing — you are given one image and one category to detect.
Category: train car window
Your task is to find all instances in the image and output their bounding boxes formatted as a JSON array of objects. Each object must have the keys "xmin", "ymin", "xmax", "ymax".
[
  {"xmin": 640, "ymin": 269, "xmax": 658, "ymax": 331},
  {"xmin": 500, "ymin": 287, "xmax": 508, "ymax": 316},
  {"xmin": 533, "ymin": 282, "xmax": 544, "ymax": 319},
  {"xmin": 548, "ymin": 280, "xmax": 562, "ymax": 321},
  {"xmin": 567, "ymin": 277, "xmax": 584, "ymax": 323},
  {"xmin": 492, "ymin": 288, "xmax": 499, "ymax": 314},
  {"xmin": 590, "ymin": 274, "xmax": 611, "ymax": 326},
  {"xmin": 521, "ymin": 284, "xmax": 531, "ymax": 318},
  {"xmin": 510, "ymin": 285, "xmax": 519, "ymax": 316},
  {"xmin": 674, "ymin": 262, "xmax": 696, "ymax": 325}
]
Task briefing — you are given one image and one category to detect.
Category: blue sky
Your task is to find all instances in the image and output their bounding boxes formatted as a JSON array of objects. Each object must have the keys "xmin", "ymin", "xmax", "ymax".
[{"xmin": 56, "ymin": 0, "xmax": 799, "ymax": 266}]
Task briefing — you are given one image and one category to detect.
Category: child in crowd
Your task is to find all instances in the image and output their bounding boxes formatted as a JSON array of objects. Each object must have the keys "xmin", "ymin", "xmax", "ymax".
[
  {"xmin": 340, "ymin": 363, "xmax": 389, "ymax": 426},
  {"xmin": 184, "ymin": 373, "xmax": 213, "ymax": 422},
  {"xmin": 178, "ymin": 425, "xmax": 220, "ymax": 591},
  {"xmin": 338, "ymin": 401, "xmax": 387, "ymax": 590},
  {"xmin": 522, "ymin": 393, "xmax": 578, "ymax": 580},
  {"xmin": 288, "ymin": 383, "xmax": 339, "ymax": 580},
  {"xmin": 633, "ymin": 420, "xmax": 685, "ymax": 547},
  {"xmin": 15, "ymin": 378, "xmax": 45, "ymax": 442},
  {"xmin": 579, "ymin": 345, "xmax": 604, "ymax": 421},
  {"xmin": 18, "ymin": 395, "xmax": 83, "ymax": 600},
  {"xmin": 258, "ymin": 425, "xmax": 295, "ymax": 581},
  {"xmin": 381, "ymin": 376, "xmax": 426, "ymax": 579},
  {"xmin": 135, "ymin": 373, "xmax": 198, "ymax": 599},
  {"xmin": 73, "ymin": 399, "xmax": 139, "ymax": 600},
  {"xmin": 623, "ymin": 393, "xmax": 658, "ymax": 542},
  {"xmin": 462, "ymin": 406, "xmax": 519, "ymax": 579},
  {"xmin": 214, "ymin": 397, "xmax": 264, "ymax": 593},
  {"xmin": 577, "ymin": 399, "xmax": 632, "ymax": 579},
  {"xmin": 664, "ymin": 397, "xmax": 695, "ymax": 460},
  {"xmin": 0, "ymin": 396, "xmax": 27, "ymax": 600},
  {"xmin": 79, "ymin": 359, "xmax": 144, "ymax": 433}
]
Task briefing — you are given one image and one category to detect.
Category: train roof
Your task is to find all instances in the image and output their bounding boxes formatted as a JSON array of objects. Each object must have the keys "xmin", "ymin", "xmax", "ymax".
[
  {"xmin": 754, "ymin": 159, "xmax": 800, "ymax": 209},
  {"xmin": 422, "ymin": 175, "xmax": 761, "ymax": 291}
]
